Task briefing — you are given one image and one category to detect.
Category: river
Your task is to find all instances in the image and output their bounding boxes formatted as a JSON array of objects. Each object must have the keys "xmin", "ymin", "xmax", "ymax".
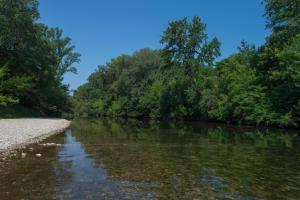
[{"xmin": 1, "ymin": 118, "xmax": 299, "ymax": 200}]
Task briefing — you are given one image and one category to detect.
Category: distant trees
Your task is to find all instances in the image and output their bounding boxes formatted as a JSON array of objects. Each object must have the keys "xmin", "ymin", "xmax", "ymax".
[
  {"xmin": 73, "ymin": 18, "xmax": 221, "ymax": 120},
  {"xmin": 73, "ymin": 49, "xmax": 163, "ymax": 117},
  {"xmin": 73, "ymin": 0, "xmax": 300, "ymax": 127},
  {"xmin": 0, "ymin": 0, "xmax": 80, "ymax": 117}
]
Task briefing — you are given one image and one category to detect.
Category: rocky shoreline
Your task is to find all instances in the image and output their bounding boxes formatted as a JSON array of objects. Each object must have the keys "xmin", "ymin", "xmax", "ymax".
[{"xmin": 0, "ymin": 119, "xmax": 71, "ymax": 157}]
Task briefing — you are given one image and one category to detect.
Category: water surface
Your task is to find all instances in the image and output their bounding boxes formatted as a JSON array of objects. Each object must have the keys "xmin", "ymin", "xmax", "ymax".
[{"xmin": 1, "ymin": 119, "xmax": 300, "ymax": 199}]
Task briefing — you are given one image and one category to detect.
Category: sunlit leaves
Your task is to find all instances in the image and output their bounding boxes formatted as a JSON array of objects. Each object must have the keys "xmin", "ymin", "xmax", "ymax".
[{"xmin": 160, "ymin": 16, "xmax": 220, "ymax": 72}]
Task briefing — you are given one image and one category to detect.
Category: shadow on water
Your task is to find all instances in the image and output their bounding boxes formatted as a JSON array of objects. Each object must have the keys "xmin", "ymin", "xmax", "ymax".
[{"xmin": 0, "ymin": 118, "xmax": 300, "ymax": 199}]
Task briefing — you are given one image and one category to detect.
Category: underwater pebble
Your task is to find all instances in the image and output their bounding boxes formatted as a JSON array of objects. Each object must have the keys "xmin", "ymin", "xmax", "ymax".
[
  {"xmin": 40, "ymin": 143, "xmax": 62, "ymax": 147},
  {"xmin": 35, "ymin": 153, "xmax": 42, "ymax": 157}
]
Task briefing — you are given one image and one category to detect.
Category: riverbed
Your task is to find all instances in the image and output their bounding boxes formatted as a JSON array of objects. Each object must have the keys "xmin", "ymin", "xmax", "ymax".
[{"xmin": 0, "ymin": 118, "xmax": 299, "ymax": 199}]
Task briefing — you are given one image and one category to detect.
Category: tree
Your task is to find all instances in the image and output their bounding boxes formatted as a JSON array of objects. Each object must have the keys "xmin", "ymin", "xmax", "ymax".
[
  {"xmin": 73, "ymin": 49, "xmax": 163, "ymax": 118},
  {"xmin": 264, "ymin": 0, "xmax": 300, "ymax": 48},
  {"xmin": 160, "ymin": 16, "xmax": 220, "ymax": 75},
  {"xmin": 210, "ymin": 54, "xmax": 272, "ymax": 125},
  {"xmin": 254, "ymin": 0, "xmax": 300, "ymax": 126},
  {"xmin": 73, "ymin": 12, "xmax": 299, "ymax": 127},
  {"xmin": 0, "ymin": 0, "xmax": 80, "ymax": 117},
  {"xmin": 45, "ymin": 27, "xmax": 80, "ymax": 82}
]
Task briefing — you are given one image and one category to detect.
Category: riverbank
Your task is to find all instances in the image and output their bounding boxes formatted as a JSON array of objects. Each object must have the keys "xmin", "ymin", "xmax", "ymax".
[{"xmin": 0, "ymin": 119, "xmax": 71, "ymax": 156}]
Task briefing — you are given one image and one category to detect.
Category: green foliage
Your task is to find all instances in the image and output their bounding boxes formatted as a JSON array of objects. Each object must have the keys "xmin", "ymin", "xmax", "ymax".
[
  {"xmin": 92, "ymin": 99, "xmax": 105, "ymax": 116},
  {"xmin": 73, "ymin": 18, "xmax": 222, "ymax": 121},
  {"xmin": 139, "ymin": 80, "xmax": 163, "ymax": 118},
  {"xmin": 109, "ymin": 100, "xmax": 124, "ymax": 117},
  {"xmin": 264, "ymin": 0, "xmax": 300, "ymax": 48},
  {"xmin": 210, "ymin": 54, "xmax": 272, "ymax": 125},
  {"xmin": 71, "ymin": 4, "xmax": 300, "ymax": 128},
  {"xmin": 0, "ymin": 105, "xmax": 41, "ymax": 118},
  {"xmin": 73, "ymin": 48, "xmax": 163, "ymax": 118},
  {"xmin": 0, "ymin": 0, "xmax": 80, "ymax": 117},
  {"xmin": 160, "ymin": 16, "xmax": 220, "ymax": 74},
  {"xmin": 0, "ymin": 63, "xmax": 33, "ymax": 106}
]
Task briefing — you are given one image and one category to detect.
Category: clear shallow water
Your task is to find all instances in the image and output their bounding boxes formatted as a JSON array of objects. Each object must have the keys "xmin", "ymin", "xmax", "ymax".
[{"xmin": 1, "ymin": 118, "xmax": 300, "ymax": 200}]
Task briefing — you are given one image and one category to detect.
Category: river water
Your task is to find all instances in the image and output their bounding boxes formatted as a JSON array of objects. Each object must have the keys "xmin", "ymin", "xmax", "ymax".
[{"xmin": 1, "ymin": 118, "xmax": 300, "ymax": 200}]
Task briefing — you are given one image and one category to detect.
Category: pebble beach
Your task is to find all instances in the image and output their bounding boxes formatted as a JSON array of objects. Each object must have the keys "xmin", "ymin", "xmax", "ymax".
[{"xmin": 0, "ymin": 119, "xmax": 70, "ymax": 152}]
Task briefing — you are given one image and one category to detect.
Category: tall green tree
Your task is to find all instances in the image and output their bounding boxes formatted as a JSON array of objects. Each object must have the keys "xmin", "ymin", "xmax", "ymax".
[
  {"xmin": 0, "ymin": 0, "xmax": 80, "ymax": 117},
  {"xmin": 160, "ymin": 16, "xmax": 221, "ymax": 75},
  {"xmin": 264, "ymin": 0, "xmax": 300, "ymax": 48},
  {"xmin": 254, "ymin": 0, "xmax": 300, "ymax": 125}
]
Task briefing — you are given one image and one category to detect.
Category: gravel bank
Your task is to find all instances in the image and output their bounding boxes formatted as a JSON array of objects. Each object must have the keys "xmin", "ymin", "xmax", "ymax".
[{"xmin": 0, "ymin": 119, "xmax": 70, "ymax": 152}]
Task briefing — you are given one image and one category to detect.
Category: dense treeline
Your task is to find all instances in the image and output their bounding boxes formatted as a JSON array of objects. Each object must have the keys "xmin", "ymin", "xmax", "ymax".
[
  {"xmin": 0, "ymin": 0, "xmax": 80, "ymax": 117},
  {"xmin": 74, "ymin": 0, "xmax": 300, "ymax": 127}
]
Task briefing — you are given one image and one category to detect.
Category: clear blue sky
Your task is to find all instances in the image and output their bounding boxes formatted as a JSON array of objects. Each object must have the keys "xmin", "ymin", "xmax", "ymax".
[{"xmin": 39, "ymin": 0, "xmax": 269, "ymax": 90}]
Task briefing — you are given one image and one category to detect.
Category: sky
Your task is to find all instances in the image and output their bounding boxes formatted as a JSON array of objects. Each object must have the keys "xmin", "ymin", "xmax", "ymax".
[{"xmin": 39, "ymin": 0, "xmax": 269, "ymax": 90}]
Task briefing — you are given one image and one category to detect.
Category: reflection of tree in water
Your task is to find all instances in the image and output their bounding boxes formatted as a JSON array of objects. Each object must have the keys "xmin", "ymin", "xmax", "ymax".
[
  {"xmin": 0, "ymin": 134, "xmax": 66, "ymax": 200},
  {"xmin": 71, "ymin": 118, "xmax": 300, "ymax": 199}
]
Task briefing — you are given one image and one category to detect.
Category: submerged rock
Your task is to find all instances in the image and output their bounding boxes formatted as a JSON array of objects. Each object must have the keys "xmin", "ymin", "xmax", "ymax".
[
  {"xmin": 39, "ymin": 143, "xmax": 62, "ymax": 147},
  {"xmin": 21, "ymin": 152, "xmax": 26, "ymax": 158},
  {"xmin": 35, "ymin": 153, "xmax": 42, "ymax": 157}
]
